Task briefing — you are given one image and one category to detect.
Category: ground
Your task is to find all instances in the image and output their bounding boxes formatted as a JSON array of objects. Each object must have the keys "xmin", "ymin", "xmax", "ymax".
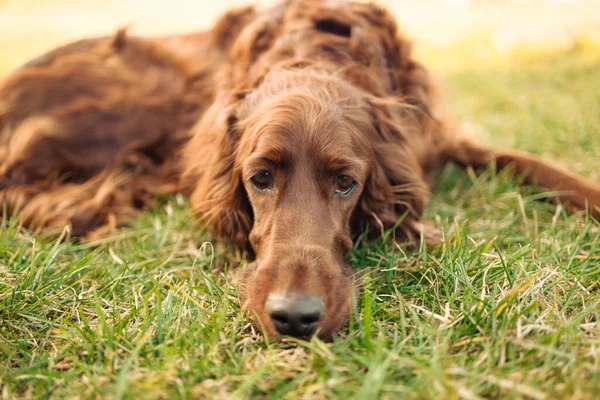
[{"xmin": 1, "ymin": 1, "xmax": 599, "ymax": 399}]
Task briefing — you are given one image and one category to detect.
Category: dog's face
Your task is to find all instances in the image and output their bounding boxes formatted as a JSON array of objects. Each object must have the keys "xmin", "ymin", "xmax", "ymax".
[{"xmin": 234, "ymin": 82, "xmax": 375, "ymax": 339}]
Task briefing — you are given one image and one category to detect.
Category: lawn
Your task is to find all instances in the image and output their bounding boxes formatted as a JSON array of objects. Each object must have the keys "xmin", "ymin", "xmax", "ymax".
[{"xmin": 1, "ymin": 30, "xmax": 600, "ymax": 400}]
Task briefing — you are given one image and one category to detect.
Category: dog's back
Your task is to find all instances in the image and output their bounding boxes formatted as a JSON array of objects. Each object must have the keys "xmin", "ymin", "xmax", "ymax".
[{"xmin": 0, "ymin": 7, "xmax": 256, "ymax": 238}]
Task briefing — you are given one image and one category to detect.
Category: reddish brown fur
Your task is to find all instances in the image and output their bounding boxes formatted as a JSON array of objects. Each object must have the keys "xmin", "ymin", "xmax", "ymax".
[
  {"xmin": 0, "ymin": 6, "xmax": 256, "ymax": 238},
  {"xmin": 1, "ymin": 0, "xmax": 599, "ymax": 338}
]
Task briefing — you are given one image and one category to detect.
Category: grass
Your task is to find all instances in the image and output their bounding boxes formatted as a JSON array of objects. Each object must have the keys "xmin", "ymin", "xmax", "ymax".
[{"xmin": 1, "ymin": 37, "xmax": 600, "ymax": 399}]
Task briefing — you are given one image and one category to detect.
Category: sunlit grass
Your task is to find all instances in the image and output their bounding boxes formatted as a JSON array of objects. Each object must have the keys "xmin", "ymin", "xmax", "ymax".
[
  {"xmin": 1, "ymin": 32, "xmax": 600, "ymax": 399},
  {"xmin": 434, "ymin": 36, "xmax": 600, "ymax": 178}
]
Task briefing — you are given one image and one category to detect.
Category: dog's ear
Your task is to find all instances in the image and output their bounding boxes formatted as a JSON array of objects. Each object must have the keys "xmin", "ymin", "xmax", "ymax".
[
  {"xmin": 351, "ymin": 97, "xmax": 440, "ymax": 246},
  {"xmin": 182, "ymin": 93, "xmax": 253, "ymax": 248}
]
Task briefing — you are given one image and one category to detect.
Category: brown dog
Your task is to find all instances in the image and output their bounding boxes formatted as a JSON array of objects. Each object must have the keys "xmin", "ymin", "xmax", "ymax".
[{"xmin": 1, "ymin": 0, "xmax": 599, "ymax": 339}]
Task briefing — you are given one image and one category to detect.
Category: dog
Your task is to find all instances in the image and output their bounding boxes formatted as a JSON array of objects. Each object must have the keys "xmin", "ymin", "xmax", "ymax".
[{"xmin": 1, "ymin": 0, "xmax": 599, "ymax": 339}]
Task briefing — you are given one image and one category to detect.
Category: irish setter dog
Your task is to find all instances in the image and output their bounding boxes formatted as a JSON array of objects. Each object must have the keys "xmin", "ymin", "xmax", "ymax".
[{"xmin": 1, "ymin": 0, "xmax": 599, "ymax": 339}]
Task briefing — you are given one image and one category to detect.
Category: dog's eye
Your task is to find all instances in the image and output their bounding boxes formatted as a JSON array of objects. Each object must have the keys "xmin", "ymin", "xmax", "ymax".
[
  {"xmin": 334, "ymin": 174, "xmax": 356, "ymax": 196},
  {"xmin": 251, "ymin": 170, "xmax": 274, "ymax": 191}
]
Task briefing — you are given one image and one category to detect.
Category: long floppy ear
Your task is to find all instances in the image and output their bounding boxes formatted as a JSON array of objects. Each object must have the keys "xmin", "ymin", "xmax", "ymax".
[
  {"xmin": 182, "ymin": 92, "xmax": 253, "ymax": 248},
  {"xmin": 351, "ymin": 97, "xmax": 442, "ymax": 245}
]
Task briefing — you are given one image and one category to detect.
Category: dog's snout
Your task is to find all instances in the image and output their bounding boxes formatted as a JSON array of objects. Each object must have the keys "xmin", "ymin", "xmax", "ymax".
[{"xmin": 266, "ymin": 293, "xmax": 325, "ymax": 337}]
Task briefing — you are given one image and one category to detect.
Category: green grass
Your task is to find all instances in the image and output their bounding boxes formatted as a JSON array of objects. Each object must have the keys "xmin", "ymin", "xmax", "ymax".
[{"xmin": 1, "ymin": 41, "xmax": 600, "ymax": 399}]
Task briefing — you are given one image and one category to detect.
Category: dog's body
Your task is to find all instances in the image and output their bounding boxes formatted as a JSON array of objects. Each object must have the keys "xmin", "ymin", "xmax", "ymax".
[
  {"xmin": 1, "ymin": 0, "xmax": 599, "ymax": 338},
  {"xmin": 0, "ymin": 6, "xmax": 256, "ymax": 238}
]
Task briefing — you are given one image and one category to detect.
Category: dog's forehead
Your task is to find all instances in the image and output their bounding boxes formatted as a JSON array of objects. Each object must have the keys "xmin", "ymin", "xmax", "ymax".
[
  {"xmin": 240, "ymin": 85, "xmax": 372, "ymax": 175},
  {"xmin": 249, "ymin": 128, "xmax": 369, "ymax": 184},
  {"xmin": 254, "ymin": 111, "xmax": 358, "ymax": 166}
]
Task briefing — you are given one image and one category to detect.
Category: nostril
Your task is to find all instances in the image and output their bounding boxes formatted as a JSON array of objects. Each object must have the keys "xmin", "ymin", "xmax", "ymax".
[
  {"xmin": 270, "ymin": 311, "xmax": 291, "ymax": 329},
  {"xmin": 269, "ymin": 310, "xmax": 292, "ymax": 335},
  {"xmin": 266, "ymin": 293, "xmax": 325, "ymax": 337},
  {"xmin": 270, "ymin": 312, "xmax": 289, "ymax": 325}
]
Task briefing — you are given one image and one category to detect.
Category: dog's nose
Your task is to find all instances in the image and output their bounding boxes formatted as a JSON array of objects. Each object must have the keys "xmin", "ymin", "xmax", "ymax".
[{"xmin": 266, "ymin": 293, "xmax": 325, "ymax": 337}]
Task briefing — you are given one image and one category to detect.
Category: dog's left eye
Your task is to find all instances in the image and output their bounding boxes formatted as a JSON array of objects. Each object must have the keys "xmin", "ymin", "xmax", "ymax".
[
  {"xmin": 334, "ymin": 174, "xmax": 357, "ymax": 196},
  {"xmin": 251, "ymin": 170, "xmax": 274, "ymax": 191}
]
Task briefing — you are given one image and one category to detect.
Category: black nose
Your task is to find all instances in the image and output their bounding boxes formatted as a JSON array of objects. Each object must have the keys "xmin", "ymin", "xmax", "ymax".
[{"xmin": 266, "ymin": 293, "xmax": 325, "ymax": 337}]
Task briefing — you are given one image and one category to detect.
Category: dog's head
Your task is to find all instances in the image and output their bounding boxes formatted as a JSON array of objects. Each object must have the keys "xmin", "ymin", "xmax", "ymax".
[{"xmin": 184, "ymin": 69, "xmax": 429, "ymax": 339}]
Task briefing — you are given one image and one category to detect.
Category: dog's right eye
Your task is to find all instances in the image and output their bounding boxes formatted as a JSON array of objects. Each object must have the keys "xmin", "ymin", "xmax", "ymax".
[
  {"xmin": 251, "ymin": 170, "xmax": 274, "ymax": 191},
  {"xmin": 334, "ymin": 174, "xmax": 357, "ymax": 196}
]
